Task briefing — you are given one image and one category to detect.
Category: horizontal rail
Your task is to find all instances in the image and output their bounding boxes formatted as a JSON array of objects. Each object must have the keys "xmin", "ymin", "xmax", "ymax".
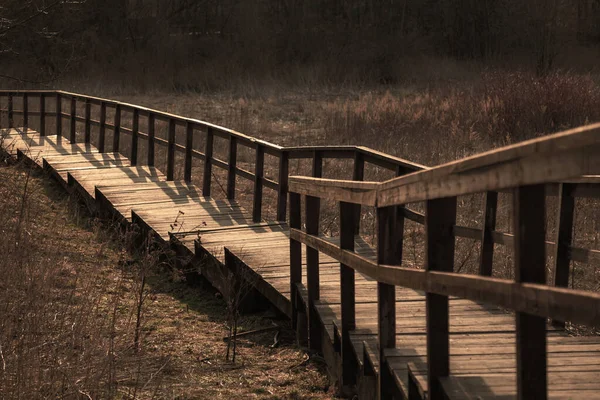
[
  {"xmin": 377, "ymin": 123, "xmax": 600, "ymax": 206},
  {"xmin": 0, "ymin": 90, "xmax": 426, "ymax": 173},
  {"xmin": 290, "ymin": 229, "xmax": 600, "ymax": 328}
]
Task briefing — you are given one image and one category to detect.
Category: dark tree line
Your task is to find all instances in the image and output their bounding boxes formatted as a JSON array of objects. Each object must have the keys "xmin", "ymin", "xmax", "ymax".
[{"xmin": 2, "ymin": 0, "xmax": 600, "ymax": 86}]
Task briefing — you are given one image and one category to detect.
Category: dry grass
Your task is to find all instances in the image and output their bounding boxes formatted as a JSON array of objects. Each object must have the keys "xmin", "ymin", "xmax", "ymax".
[
  {"xmin": 0, "ymin": 160, "xmax": 332, "ymax": 399},
  {"xmin": 95, "ymin": 70, "xmax": 600, "ymax": 293}
]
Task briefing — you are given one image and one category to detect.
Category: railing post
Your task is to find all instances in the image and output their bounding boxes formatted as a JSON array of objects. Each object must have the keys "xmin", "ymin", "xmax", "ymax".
[
  {"xmin": 98, "ymin": 101, "xmax": 106, "ymax": 153},
  {"xmin": 167, "ymin": 118, "xmax": 176, "ymax": 180},
  {"xmin": 22, "ymin": 93, "xmax": 28, "ymax": 133},
  {"xmin": 340, "ymin": 201, "xmax": 357, "ymax": 386},
  {"xmin": 425, "ymin": 196, "xmax": 457, "ymax": 400},
  {"xmin": 306, "ymin": 193, "xmax": 321, "ymax": 352},
  {"xmin": 84, "ymin": 98, "xmax": 91, "ymax": 143},
  {"xmin": 553, "ymin": 183, "xmax": 575, "ymax": 326},
  {"xmin": 203, "ymin": 127, "xmax": 214, "ymax": 195},
  {"xmin": 513, "ymin": 185, "xmax": 547, "ymax": 400},
  {"xmin": 55, "ymin": 93, "xmax": 61, "ymax": 138},
  {"xmin": 277, "ymin": 150, "xmax": 289, "ymax": 221},
  {"xmin": 252, "ymin": 144, "xmax": 264, "ymax": 222},
  {"xmin": 352, "ymin": 151, "xmax": 365, "ymax": 235},
  {"xmin": 147, "ymin": 113, "xmax": 155, "ymax": 166},
  {"xmin": 376, "ymin": 205, "xmax": 404, "ymax": 399},
  {"xmin": 227, "ymin": 136, "xmax": 237, "ymax": 199},
  {"xmin": 8, "ymin": 92, "xmax": 13, "ymax": 128},
  {"xmin": 184, "ymin": 122, "xmax": 193, "ymax": 182},
  {"xmin": 479, "ymin": 191, "xmax": 498, "ymax": 276},
  {"xmin": 312, "ymin": 150, "xmax": 323, "ymax": 178},
  {"xmin": 289, "ymin": 191, "xmax": 302, "ymax": 331},
  {"xmin": 113, "ymin": 104, "xmax": 121, "ymax": 152},
  {"xmin": 131, "ymin": 108, "xmax": 139, "ymax": 165},
  {"xmin": 39, "ymin": 94, "xmax": 45, "ymax": 136},
  {"xmin": 70, "ymin": 96, "xmax": 76, "ymax": 143}
]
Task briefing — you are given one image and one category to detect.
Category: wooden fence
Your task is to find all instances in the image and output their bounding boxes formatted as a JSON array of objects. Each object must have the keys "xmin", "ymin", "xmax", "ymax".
[{"xmin": 289, "ymin": 124, "xmax": 600, "ymax": 399}]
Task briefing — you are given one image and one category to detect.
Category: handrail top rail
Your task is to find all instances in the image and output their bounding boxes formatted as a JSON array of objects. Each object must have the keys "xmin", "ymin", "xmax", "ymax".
[
  {"xmin": 290, "ymin": 123, "xmax": 600, "ymax": 206},
  {"xmin": 0, "ymin": 89, "xmax": 426, "ymax": 172}
]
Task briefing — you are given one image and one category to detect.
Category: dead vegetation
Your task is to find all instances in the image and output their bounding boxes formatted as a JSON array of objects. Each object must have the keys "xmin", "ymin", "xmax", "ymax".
[{"xmin": 0, "ymin": 157, "xmax": 331, "ymax": 399}]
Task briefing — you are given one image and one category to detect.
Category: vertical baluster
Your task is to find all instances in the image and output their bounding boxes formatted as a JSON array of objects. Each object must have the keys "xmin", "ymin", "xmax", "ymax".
[
  {"xmin": 147, "ymin": 113, "xmax": 155, "ymax": 166},
  {"xmin": 514, "ymin": 185, "xmax": 547, "ymax": 400},
  {"xmin": 69, "ymin": 96, "xmax": 76, "ymax": 143},
  {"xmin": 167, "ymin": 118, "xmax": 175, "ymax": 180},
  {"xmin": 277, "ymin": 151, "xmax": 289, "ymax": 221},
  {"xmin": 22, "ymin": 93, "xmax": 28, "ymax": 133},
  {"xmin": 306, "ymin": 193, "xmax": 321, "ymax": 351},
  {"xmin": 479, "ymin": 191, "xmax": 498, "ymax": 276},
  {"xmin": 340, "ymin": 201, "xmax": 357, "ymax": 386},
  {"xmin": 352, "ymin": 151, "xmax": 365, "ymax": 234},
  {"xmin": 289, "ymin": 191, "xmax": 302, "ymax": 331},
  {"xmin": 552, "ymin": 183, "xmax": 575, "ymax": 326},
  {"xmin": 252, "ymin": 144, "xmax": 264, "ymax": 222},
  {"xmin": 84, "ymin": 99, "xmax": 91, "ymax": 143},
  {"xmin": 425, "ymin": 197, "xmax": 457, "ymax": 400},
  {"xmin": 227, "ymin": 136, "xmax": 237, "ymax": 199},
  {"xmin": 131, "ymin": 108, "xmax": 139, "ymax": 165},
  {"xmin": 184, "ymin": 122, "xmax": 193, "ymax": 182},
  {"xmin": 203, "ymin": 127, "xmax": 214, "ymax": 195},
  {"xmin": 113, "ymin": 104, "xmax": 121, "ymax": 152},
  {"xmin": 98, "ymin": 102, "xmax": 106, "ymax": 153},
  {"xmin": 55, "ymin": 93, "xmax": 61, "ymax": 138},
  {"xmin": 7, "ymin": 92, "xmax": 13, "ymax": 129},
  {"xmin": 377, "ymin": 205, "xmax": 404, "ymax": 399},
  {"xmin": 39, "ymin": 94, "xmax": 45, "ymax": 136}
]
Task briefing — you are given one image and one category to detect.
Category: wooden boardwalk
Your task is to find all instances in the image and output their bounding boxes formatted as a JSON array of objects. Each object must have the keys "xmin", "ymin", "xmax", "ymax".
[
  {"xmin": 2, "ymin": 90, "xmax": 600, "ymax": 399},
  {"xmin": 4, "ymin": 127, "xmax": 600, "ymax": 399}
]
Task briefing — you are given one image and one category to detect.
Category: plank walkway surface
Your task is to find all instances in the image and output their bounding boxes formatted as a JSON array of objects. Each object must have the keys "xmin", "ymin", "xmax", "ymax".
[{"xmin": 3, "ymin": 127, "xmax": 600, "ymax": 399}]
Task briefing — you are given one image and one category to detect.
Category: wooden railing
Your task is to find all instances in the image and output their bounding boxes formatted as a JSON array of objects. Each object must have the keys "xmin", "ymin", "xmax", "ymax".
[
  {"xmin": 289, "ymin": 124, "xmax": 600, "ymax": 399},
  {"xmin": 0, "ymin": 90, "xmax": 424, "ymax": 225}
]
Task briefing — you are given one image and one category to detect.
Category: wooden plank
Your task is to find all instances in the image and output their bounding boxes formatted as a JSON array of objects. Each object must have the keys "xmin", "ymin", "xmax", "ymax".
[
  {"xmin": 277, "ymin": 151, "xmax": 289, "ymax": 221},
  {"xmin": 353, "ymin": 151, "xmax": 365, "ymax": 234},
  {"xmin": 22, "ymin": 93, "xmax": 28, "ymax": 132},
  {"xmin": 514, "ymin": 185, "xmax": 547, "ymax": 400},
  {"xmin": 39, "ymin": 94, "xmax": 45, "ymax": 136},
  {"xmin": 253, "ymin": 144, "xmax": 264, "ymax": 222},
  {"xmin": 289, "ymin": 176, "xmax": 378, "ymax": 206},
  {"xmin": 340, "ymin": 201, "xmax": 357, "ymax": 386},
  {"xmin": 553, "ymin": 183, "xmax": 575, "ymax": 289},
  {"xmin": 56, "ymin": 93, "xmax": 61, "ymax": 137},
  {"xmin": 203, "ymin": 127, "xmax": 214, "ymax": 194},
  {"xmin": 113, "ymin": 103, "xmax": 121, "ymax": 152},
  {"xmin": 69, "ymin": 96, "xmax": 76, "ymax": 143},
  {"xmin": 131, "ymin": 108, "xmax": 139, "ymax": 165},
  {"xmin": 479, "ymin": 191, "xmax": 498, "ymax": 276},
  {"xmin": 305, "ymin": 194, "xmax": 321, "ymax": 351},
  {"xmin": 377, "ymin": 205, "xmax": 403, "ymax": 399},
  {"xmin": 378, "ymin": 124, "xmax": 600, "ymax": 207},
  {"xmin": 84, "ymin": 98, "xmax": 91, "ymax": 143},
  {"xmin": 98, "ymin": 102, "xmax": 106, "ymax": 153},
  {"xmin": 227, "ymin": 136, "xmax": 237, "ymax": 199},
  {"xmin": 290, "ymin": 192, "xmax": 302, "ymax": 331},
  {"xmin": 425, "ymin": 197, "xmax": 456, "ymax": 400},
  {"xmin": 147, "ymin": 113, "xmax": 155, "ymax": 166},
  {"xmin": 167, "ymin": 118, "xmax": 175, "ymax": 180},
  {"xmin": 7, "ymin": 92, "xmax": 13, "ymax": 128},
  {"xmin": 184, "ymin": 122, "xmax": 193, "ymax": 182}
]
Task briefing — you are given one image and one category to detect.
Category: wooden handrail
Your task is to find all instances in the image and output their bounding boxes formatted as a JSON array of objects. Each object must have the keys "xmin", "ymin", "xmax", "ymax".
[{"xmin": 289, "ymin": 229, "xmax": 600, "ymax": 328}]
